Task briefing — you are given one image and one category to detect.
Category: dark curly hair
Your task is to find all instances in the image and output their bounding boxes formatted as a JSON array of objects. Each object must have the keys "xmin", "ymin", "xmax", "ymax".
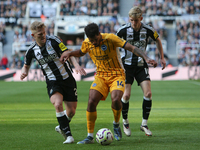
[{"xmin": 84, "ymin": 23, "xmax": 99, "ymax": 38}]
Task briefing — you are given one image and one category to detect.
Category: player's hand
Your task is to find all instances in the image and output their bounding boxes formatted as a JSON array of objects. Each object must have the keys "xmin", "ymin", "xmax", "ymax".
[
  {"xmin": 74, "ymin": 66, "xmax": 87, "ymax": 76},
  {"xmin": 60, "ymin": 51, "xmax": 71, "ymax": 63},
  {"xmin": 146, "ymin": 59, "xmax": 157, "ymax": 68},
  {"xmin": 160, "ymin": 58, "xmax": 166, "ymax": 70},
  {"xmin": 20, "ymin": 72, "xmax": 28, "ymax": 80}
]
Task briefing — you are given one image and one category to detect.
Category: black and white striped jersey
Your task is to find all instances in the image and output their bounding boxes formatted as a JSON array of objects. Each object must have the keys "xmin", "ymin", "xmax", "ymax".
[
  {"xmin": 117, "ymin": 22, "xmax": 159, "ymax": 67},
  {"xmin": 24, "ymin": 35, "xmax": 72, "ymax": 81}
]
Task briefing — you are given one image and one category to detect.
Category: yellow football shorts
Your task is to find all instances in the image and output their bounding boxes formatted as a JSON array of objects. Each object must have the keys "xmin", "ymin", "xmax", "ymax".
[{"xmin": 90, "ymin": 75, "xmax": 125, "ymax": 100}]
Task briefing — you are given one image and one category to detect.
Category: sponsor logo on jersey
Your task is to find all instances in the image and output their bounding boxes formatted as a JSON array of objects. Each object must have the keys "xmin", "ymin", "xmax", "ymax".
[
  {"xmin": 59, "ymin": 42, "xmax": 67, "ymax": 51},
  {"xmin": 153, "ymin": 31, "xmax": 159, "ymax": 39},
  {"xmin": 47, "ymin": 45, "xmax": 53, "ymax": 51},
  {"xmin": 95, "ymin": 55, "xmax": 109, "ymax": 60},
  {"xmin": 38, "ymin": 53, "xmax": 57, "ymax": 65},
  {"xmin": 129, "ymin": 40, "xmax": 146, "ymax": 48},
  {"xmin": 101, "ymin": 45, "xmax": 107, "ymax": 51}
]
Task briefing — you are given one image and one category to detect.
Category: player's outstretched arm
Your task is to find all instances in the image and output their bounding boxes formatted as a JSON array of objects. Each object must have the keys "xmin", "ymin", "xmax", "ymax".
[
  {"xmin": 70, "ymin": 56, "xmax": 87, "ymax": 76},
  {"xmin": 124, "ymin": 42, "xmax": 157, "ymax": 68},
  {"xmin": 66, "ymin": 48, "xmax": 86, "ymax": 75},
  {"xmin": 156, "ymin": 37, "xmax": 166, "ymax": 70},
  {"xmin": 60, "ymin": 50, "xmax": 85, "ymax": 63},
  {"xmin": 20, "ymin": 64, "xmax": 30, "ymax": 80}
]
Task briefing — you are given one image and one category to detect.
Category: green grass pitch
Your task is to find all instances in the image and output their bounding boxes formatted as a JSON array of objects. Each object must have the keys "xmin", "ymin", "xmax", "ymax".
[{"xmin": 0, "ymin": 80, "xmax": 200, "ymax": 150}]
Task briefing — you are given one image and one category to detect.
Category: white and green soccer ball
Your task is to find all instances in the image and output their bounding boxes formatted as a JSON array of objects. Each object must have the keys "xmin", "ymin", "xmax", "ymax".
[{"xmin": 96, "ymin": 128, "xmax": 114, "ymax": 145}]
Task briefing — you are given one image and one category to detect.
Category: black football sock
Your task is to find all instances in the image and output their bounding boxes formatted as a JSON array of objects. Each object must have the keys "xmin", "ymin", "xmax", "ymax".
[
  {"xmin": 121, "ymin": 98, "xmax": 129, "ymax": 120},
  {"xmin": 57, "ymin": 115, "xmax": 72, "ymax": 136},
  {"xmin": 142, "ymin": 98, "xmax": 152, "ymax": 120}
]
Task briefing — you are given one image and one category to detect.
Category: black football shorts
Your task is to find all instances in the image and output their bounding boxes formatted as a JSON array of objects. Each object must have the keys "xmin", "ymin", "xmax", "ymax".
[
  {"xmin": 46, "ymin": 75, "xmax": 77, "ymax": 102},
  {"xmin": 124, "ymin": 64, "xmax": 150, "ymax": 86}
]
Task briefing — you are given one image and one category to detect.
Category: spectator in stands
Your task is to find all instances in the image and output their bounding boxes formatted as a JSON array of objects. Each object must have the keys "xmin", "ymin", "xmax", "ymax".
[
  {"xmin": 102, "ymin": 7, "xmax": 108, "ymax": 16},
  {"xmin": 0, "ymin": 26, "xmax": 6, "ymax": 45},
  {"xmin": 80, "ymin": 0, "xmax": 88, "ymax": 15},
  {"xmin": 112, "ymin": 1, "xmax": 119, "ymax": 13},
  {"xmin": 90, "ymin": 4, "xmax": 98, "ymax": 16},
  {"xmin": 1, "ymin": 54, "xmax": 8, "ymax": 69}
]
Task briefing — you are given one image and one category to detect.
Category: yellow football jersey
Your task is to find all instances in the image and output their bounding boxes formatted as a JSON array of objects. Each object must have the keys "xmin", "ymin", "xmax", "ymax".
[{"xmin": 81, "ymin": 33, "xmax": 127, "ymax": 77}]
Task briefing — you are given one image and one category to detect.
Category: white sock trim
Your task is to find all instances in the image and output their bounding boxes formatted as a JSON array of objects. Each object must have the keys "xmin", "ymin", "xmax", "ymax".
[
  {"xmin": 56, "ymin": 111, "xmax": 65, "ymax": 117},
  {"xmin": 113, "ymin": 121, "xmax": 120, "ymax": 124},
  {"xmin": 121, "ymin": 97, "xmax": 129, "ymax": 103},
  {"xmin": 64, "ymin": 110, "xmax": 72, "ymax": 121},
  {"xmin": 143, "ymin": 96, "xmax": 151, "ymax": 101},
  {"xmin": 142, "ymin": 119, "xmax": 148, "ymax": 126},
  {"xmin": 88, "ymin": 133, "xmax": 93, "ymax": 138},
  {"xmin": 123, "ymin": 119, "xmax": 129, "ymax": 124}
]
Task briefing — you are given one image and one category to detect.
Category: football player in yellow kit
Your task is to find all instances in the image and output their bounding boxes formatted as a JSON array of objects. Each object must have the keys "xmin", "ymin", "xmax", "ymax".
[{"xmin": 60, "ymin": 23, "xmax": 157, "ymax": 144}]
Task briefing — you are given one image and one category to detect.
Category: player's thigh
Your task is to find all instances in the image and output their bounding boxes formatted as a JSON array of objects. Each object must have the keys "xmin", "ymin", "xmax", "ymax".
[
  {"xmin": 90, "ymin": 76, "xmax": 109, "ymax": 100},
  {"xmin": 110, "ymin": 75, "xmax": 125, "ymax": 93},
  {"xmin": 123, "ymin": 83, "xmax": 132, "ymax": 97},
  {"xmin": 111, "ymin": 90, "xmax": 124, "ymax": 102},
  {"xmin": 50, "ymin": 92, "xmax": 63, "ymax": 106},
  {"xmin": 140, "ymin": 80, "xmax": 151, "ymax": 96},
  {"xmin": 87, "ymin": 89, "xmax": 103, "ymax": 111}
]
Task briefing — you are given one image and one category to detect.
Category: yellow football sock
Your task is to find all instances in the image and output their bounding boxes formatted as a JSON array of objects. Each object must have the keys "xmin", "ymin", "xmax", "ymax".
[
  {"xmin": 86, "ymin": 111, "xmax": 97, "ymax": 133},
  {"xmin": 112, "ymin": 107, "xmax": 122, "ymax": 123}
]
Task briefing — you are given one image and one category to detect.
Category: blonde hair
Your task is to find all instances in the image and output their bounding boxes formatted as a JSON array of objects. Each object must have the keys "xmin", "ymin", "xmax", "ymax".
[
  {"xmin": 129, "ymin": 6, "xmax": 142, "ymax": 19},
  {"xmin": 30, "ymin": 21, "xmax": 46, "ymax": 34}
]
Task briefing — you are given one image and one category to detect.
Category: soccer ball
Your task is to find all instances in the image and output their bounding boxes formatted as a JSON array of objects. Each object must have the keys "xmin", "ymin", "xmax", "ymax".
[{"xmin": 96, "ymin": 128, "xmax": 114, "ymax": 145}]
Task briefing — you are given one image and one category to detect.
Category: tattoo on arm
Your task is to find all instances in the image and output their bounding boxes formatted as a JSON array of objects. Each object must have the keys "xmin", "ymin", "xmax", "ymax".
[{"xmin": 133, "ymin": 47, "xmax": 147, "ymax": 60}]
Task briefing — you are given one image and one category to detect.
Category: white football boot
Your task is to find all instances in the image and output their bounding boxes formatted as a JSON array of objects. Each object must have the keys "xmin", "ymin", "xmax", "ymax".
[
  {"xmin": 55, "ymin": 125, "xmax": 67, "ymax": 140},
  {"xmin": 140, "ymin": 125, "xmax": 152, "ymax": 136},
  {"xmin": 63, "ymin": 136, "xmax": 74, "ymax": 144},
  {"xmin": 123, "ymin": 119, "xmax": 131, "ymax": 136}
]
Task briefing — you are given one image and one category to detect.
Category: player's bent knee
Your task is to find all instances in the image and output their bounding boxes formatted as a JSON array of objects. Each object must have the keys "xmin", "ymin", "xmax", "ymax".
[
  {"xmin": 123, "ymin": 94, "xmax": 130, "ymax": 101},
  {"xmin": 68, "ymin": 110, "xmax": 76, "ymax": 118},
  {"xmin": 54, "ymin": 103, "xmax": 63, "ymax": 111},
  {"xmin": 145, "ymin": 92, "xmax": 152, "ymax": 99}
]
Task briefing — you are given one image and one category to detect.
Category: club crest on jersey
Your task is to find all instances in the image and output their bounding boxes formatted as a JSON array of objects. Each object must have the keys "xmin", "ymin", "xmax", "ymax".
[
  {"xmin": 140, "ymin": 34, "xmax": 146, "ymax": 39},
  {"xmin": 92, "ymin": 83, "xmax": 97, "ymax": 87},
  {"xmin": 101, "ymin": 45, "xmax": 107, "ymax": 51}
]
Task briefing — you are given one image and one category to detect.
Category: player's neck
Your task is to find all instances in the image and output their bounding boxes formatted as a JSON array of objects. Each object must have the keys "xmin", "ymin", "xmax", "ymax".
[{"xmin": 132, "ymin": 23, "xmax": 142, "ymax": 32}]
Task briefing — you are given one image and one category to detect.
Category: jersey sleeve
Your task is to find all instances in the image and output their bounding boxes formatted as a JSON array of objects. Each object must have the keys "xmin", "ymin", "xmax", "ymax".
[
  {"xmin": 24, "ymin": 49, "xmax": 33, "ymax": 66},
  {"xmin": 116, "ymin": 28, "xmax": 122, "ymax": 37},
  {"xmin": 81, "ymin": 40, "xmax": 89, "ymax": 54},
  {"xmin": 148, "ymin": 27, "xmax": 159, "ymax": 41},
  {"xmin": 110, "ymin": 33, "xmax": 127, "ymax": 48},
  {"xmin": 51, "ymin": 36, "xmax": 68, "ymax": 53}
]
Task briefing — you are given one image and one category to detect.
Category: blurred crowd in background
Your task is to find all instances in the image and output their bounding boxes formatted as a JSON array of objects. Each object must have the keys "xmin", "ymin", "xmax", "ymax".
[{"xmin": 0, "ymin": 0, "xmax": 199, "ymax": 70}]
